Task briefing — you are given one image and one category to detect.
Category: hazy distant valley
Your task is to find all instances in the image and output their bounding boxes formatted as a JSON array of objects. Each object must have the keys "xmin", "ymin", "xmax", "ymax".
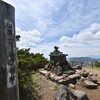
[{"xmin": 68, "ymin": 57, "xmax": 100, "ymax": 66}]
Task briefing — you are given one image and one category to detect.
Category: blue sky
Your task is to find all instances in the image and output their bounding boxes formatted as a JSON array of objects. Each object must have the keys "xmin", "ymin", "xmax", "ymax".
[{"xmin": 3, "ymin": 0, "xmax": 100, "ymax": 58}]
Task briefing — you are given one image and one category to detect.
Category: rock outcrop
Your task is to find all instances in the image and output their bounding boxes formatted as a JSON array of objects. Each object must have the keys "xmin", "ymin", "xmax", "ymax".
[{"xmin": 55, "ymin": 84, "xmax": 89, "ymax": 100}]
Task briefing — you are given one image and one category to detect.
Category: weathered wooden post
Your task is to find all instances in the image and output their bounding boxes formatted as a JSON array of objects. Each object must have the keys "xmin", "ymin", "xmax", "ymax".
[{"xmin": 0, "ymin": 1, "xmax": 19, "ymax": 100}]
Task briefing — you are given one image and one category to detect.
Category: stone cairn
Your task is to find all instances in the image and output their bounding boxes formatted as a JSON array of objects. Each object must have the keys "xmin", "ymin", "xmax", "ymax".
[{"xmin": 38, "ymin": 46, "xmax": 99, "ymax": 100}]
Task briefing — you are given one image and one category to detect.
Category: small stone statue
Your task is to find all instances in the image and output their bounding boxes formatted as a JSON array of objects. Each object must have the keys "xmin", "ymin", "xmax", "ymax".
[{"xmin": 54, "ymin": 46, "xmax": 59, "ymax": 52}]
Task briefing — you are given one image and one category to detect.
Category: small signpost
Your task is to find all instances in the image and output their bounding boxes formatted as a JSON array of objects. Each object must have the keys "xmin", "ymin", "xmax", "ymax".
[{"xmin": 0, "ymin": 1, "xmax": 19, "ymax": 100}]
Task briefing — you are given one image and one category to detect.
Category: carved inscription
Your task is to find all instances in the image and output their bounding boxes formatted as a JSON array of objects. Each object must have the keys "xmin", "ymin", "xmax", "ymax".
[{"xmin": 4, "ymin": 19, "xmax": 16, "ymax": 88}]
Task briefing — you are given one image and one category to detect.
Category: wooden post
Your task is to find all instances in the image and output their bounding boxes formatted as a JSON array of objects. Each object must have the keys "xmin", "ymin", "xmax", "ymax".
[{"xmin": 0, "ymin": 1, "xmax": 19, "ymax": 100}]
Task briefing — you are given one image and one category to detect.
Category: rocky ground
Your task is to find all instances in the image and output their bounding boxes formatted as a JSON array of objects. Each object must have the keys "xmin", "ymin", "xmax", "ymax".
[
  {"xmin": 33, "ymin": 67, "xmax": 100, "ymax": 100},
  {"xmin": 77, "ymin": 67, "xmax": 100, "ymax": 100}
]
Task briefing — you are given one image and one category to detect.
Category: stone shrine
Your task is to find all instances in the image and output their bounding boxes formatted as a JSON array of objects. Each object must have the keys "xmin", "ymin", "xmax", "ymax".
[{"xmin": 44, "ymin": 46, "xmax": 74, "ymax": 76}]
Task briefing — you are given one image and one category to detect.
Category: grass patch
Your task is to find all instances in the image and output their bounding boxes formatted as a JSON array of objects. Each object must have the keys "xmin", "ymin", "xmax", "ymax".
[
  {"xmin": 53, "ymin": 83, "xmax": 58, "ymax": 90},
  {"xmin": 83, "ymin": 65, "xmax": 100, "ymax": 70}
]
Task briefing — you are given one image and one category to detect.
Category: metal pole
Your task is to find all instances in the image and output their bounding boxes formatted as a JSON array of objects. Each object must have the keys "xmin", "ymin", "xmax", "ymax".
[{"xmin": 0, "ymin": 1, "xmax": 19, "ymax": 100}]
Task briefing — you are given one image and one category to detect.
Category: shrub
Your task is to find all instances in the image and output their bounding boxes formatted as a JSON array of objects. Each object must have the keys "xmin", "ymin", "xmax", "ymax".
[
  {"xmin": 95, "ymin": 62, "xmax": 100, "ymax": 68},
  {"xmin": 17, "ymin": 48, "xmax": 48, "ymax": 100},
  {"xmin": 17, "ymin": 48, "xmax": 48, "ymax": 70}
]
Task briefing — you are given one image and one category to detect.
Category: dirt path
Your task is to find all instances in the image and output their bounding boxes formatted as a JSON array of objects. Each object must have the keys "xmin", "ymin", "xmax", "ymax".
[
  {"xmin": 83, "ymin": 67, "xmax": 100, "ymax": 83},
  {"xmin": 83, "ymin": 67, "xmax": 100, "ymax": 75},
  {"xmin": 33, "ymin": 67, "xmax": 100, "ymax": 100},
  {"xmin": 33, "ymin": 73, "xmax": 56, "ymax": 100}
]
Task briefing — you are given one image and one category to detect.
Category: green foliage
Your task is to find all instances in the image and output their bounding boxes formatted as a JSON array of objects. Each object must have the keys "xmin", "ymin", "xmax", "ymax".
[
  {"xmin": 18, "ymin": 71, "xmax": 39, "ymax": 100},
  {"xmin": 17, "ymin": 48, "xmax": 48, "ymax": 100},
  {"xmin": 94, "ymin": 62, "xmax": 100, "ymax": 68},
  {"xmin": 16, "ymin": 35, "xmax": 20, "ymax": 41},
  {"xmin": 17, "ymin": 48, "xmax": 48, "ymax": 70},
  {"xmin": 53, "ymin": 83, "xmax": 58, "ymax": 90}
]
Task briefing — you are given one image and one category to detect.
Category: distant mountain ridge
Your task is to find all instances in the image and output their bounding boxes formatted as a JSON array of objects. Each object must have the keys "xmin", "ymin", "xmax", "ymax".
[
  {"xmin": 87, "ymin": 55, "xmax": 100, "ymax": 59},
  {"xmin": 68, "ymin": 57, "xmax": 100, "ymax": 66}
]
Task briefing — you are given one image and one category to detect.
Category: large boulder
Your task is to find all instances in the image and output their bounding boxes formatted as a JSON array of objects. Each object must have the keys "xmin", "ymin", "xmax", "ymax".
[
  {"xmin": 63, "ymin": 70, "xmax": 75, "ymax": 75},
  {"xmin": 82, "ymin": 72, "xmax": 89, "ymax": 78},
  {"xmin": 72, "ymin": 90, "xmax": 89, "ymax": 100},
  {"xmin": 68, "ymin": 74, "xmax": 80, "ymax": 84},
  {"xmin": 86, "ymin": 77, "xmax": 98, "ymax": 83},
  {"xmin": 38, "ymin": 69, "xmax": 50, "ymax": 76},
  {"xmin": 57, "ymin": 78, "xmax": 69, "ymax": 85},
  {"xmin": 73, "ymin": 65, "xmax": 82, "ymax": 70},
  {"xmin": 55, "ymin": 84, "xmax": 73, "ymax": 100},
  {"xmin": 84, "ymin": 80, "xmax": 98, "ymax": 89},
  {"xmin": 57, "ymin": 66, "xmax": 63, "ymax": 76}
]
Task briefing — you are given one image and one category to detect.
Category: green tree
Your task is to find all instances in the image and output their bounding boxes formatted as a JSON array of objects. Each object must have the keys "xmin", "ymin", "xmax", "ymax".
[
  {"xmin": 16, "ymin": 35, "xmax": 20, "ymax": 41},
  {"xmin": 16, "ymin": 35, "xmax": 48, "ymax": 100},
  {"xmin": 95, "ymin": 62, "xmax": 100, "ymax": 68},
  {"xmin": 17, "ymin": 48, "xmax": 48, "ymax": 70}
]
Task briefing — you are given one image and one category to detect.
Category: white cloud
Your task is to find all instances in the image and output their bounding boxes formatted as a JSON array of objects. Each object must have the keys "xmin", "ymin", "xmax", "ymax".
[
  {"xmin": 16, "ymin": 27, "xmax": 43, "ymax": 48},
  {"xmin": 60, "ymin": 23, "xmax": 100, "ymax": 45},
  {"xmin": 93, "ymin": 31, "xmax": 100, "ymax": 40},
  {"xmin": 89, "ymin": 23, "xmax": 100, "ymax": 31},
  {"xmin": 73, "ymin": 31, "xmax": 93, "ymax": 43},
  {"xmin": 59, "ymin": 23, "xmax": 100, "ymax": 57},
  {"xmin": 79, "ymin": 23, "xmax": 100, "ymax": 34},
  {"xmin": 59, "ymin": 36, "xmax": 72, "ymax": 43}
]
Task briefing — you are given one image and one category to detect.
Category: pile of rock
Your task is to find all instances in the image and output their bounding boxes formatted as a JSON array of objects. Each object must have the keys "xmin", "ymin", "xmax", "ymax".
[
  {"xmin": 38, "ymin": 68, "xmax": 100, "ymax": 100},
  {"xmin": 38, "ymin": 68, "xmax": 99, "ymax": 89}
]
